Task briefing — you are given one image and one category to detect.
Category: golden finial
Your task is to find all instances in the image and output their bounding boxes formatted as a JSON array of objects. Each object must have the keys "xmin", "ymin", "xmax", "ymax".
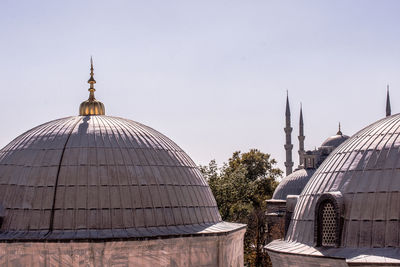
[
  {"xmin": 88, "ymin": 57, "xmax": 96, "ymax": 100},
  {"xmin": 79, "ymin": 57, "xmax": 105, "ymax": 116}
]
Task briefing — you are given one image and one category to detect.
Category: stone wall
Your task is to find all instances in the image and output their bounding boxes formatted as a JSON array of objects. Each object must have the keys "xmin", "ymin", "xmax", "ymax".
[
  {"xmin": 266, "ymin": 199, "xmax": 286, "ymax": 243},
  {"xmin": 267, "ymin": 250, "xmax": 347, "ymax": 267},
  {"xmin": 0, "ymin": 229, "xmax": 245, "ymax": 267}
]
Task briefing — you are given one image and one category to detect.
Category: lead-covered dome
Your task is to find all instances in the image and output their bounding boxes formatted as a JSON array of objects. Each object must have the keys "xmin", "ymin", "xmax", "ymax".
[
  {"xmin": 0, "ymin": 115, "xmax": 231, "ymax": 241},
  {"xmin": 320, "ymin": 125, "xmax": 350, "ymax": 149},
  {"xmin": 320, "ymin": 133, "xmax": 349, "ymax": 148},
  {"xmin": 272, "ymin": 169, "xmax": 315, "ymax": 200},
  {"xmin": 286, "ymin": 114, "xmax": 400, "ymax": 248}
]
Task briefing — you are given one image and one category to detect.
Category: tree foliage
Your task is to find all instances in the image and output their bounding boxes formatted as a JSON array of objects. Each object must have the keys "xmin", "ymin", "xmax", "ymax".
[{"xmin": 200, "ymin": 149, "xmax": 282, "ymax": 266}]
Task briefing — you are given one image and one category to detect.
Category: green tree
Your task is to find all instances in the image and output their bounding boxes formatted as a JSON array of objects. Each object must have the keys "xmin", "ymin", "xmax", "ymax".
[{"xmin": 200, "ymin": 149, "xmax": 282, "ymax": 266}]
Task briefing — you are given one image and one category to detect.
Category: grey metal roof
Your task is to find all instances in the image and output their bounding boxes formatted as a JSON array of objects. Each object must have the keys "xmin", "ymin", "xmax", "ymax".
[
  {"xmin": 0, "ymin": 116, "xmax": 243, "ymax": 241},
  {"xmin": 272, "ymin": 168, "xmax": 315, "ymax": 200},
  {"xmin": 286, "ymin": 113, "xmax": 400, "ymax": 248},
  {"xmin": 267, "ymin": 240, "xmax": 400, "ymax": 264},
  {"xmin": 320, "ymin": 134, "xmax": 349, "ymax": 148}
]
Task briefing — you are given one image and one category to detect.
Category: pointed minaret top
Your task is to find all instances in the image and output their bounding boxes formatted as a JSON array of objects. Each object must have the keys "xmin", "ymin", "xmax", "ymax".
[
  {"xmin": 284, "ymin": 90, "xmax": 293, "ymax": 176},
  {"xmin": 386, "ymin": 84, "xmax": 391, "ymax": 117},
  {"xmin": 285, "ymin": 91, "xmax": 291, "ymax": 116},
  {"xmin": 299, "ymin": 103, "xmax": 304, "ymax": 126},
  {"xmin": 337, "ymin": 122, "xmax": 343, "ymax": 135},
  {"xmin": 298, "ymin": 102, "xmax": 305, "ymax": 168}
]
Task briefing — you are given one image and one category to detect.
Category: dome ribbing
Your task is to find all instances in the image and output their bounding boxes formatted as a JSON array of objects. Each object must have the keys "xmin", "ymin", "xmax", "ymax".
[
  {"xmin": 272, "ymin": 169, "xmax": 316, "ymax": 200},
  {"xmin": 286, "ymin": 114, "xmax": 400, "ymax": 248},
  {"xmin": 0, "ymin": 115, "xmax": 226, "ymax": 241}
]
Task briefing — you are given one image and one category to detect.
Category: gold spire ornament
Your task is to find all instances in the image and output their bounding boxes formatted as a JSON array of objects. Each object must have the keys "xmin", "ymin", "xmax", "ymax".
[{"xmin": 79, "ymin": 57, "xmax": 105, "ymax": 115}]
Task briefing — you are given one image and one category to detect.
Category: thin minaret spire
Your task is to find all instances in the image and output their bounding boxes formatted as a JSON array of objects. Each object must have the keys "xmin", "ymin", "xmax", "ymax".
[
  {"xmin": 386, "ymin": 84, "xmax": 391, "ymax": 117},
  {"xmin": 298, "ymin": 103, "xmax": 305, "ymax": 168},
  {"xmin": 337, "ymin": 122, "xmax": 342, "ymax": 135},
  {"xmin": 284, "ymin": 91, "xmax": 293, "ymax": 176}
]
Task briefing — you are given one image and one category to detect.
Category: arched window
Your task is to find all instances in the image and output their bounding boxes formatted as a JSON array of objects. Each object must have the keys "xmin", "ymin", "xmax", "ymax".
[
  {"xmin": 315, "ymin": 192, "xmax": 343, "ymax": 247},
  {"xmin": 321, "ymin": 201, "xmax": 336, "ymax": 246}
]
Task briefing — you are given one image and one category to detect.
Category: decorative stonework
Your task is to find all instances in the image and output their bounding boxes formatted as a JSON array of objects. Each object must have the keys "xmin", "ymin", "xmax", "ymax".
[
  {"xmin": 314, "ymin": 192, "xmax": 344, "ymax": 248},
  {"xmin": 321, "ymin": 202, "xmax": 336, "ymax": 246}
]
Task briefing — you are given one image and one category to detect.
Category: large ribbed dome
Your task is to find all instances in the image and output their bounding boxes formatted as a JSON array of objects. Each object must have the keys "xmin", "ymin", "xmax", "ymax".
[
  {"xmin": 286, "ymin": 114, "xmax": 400, "ymax": 248},
  {"xmin": 0, "ymin": 115, "xmax": 233, "ymax": 241}
]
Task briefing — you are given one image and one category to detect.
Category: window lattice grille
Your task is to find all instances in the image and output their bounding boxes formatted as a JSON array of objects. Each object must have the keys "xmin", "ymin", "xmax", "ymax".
[{"xmin": 321, "ymin": 202, "xmax": 336, "ymax": 246}]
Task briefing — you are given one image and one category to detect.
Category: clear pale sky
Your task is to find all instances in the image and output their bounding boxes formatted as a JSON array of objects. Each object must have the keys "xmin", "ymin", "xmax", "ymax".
[{"xmin": 0, "ymin": 0, "xmax": 399, "ymax": 175}]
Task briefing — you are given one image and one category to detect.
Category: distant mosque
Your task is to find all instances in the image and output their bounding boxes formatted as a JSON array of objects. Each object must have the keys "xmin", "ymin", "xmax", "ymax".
[
  {"xmin": 266, "ymin": 93, "xmax": 350, "ymax": 239},
  {"xmin": 278, "ymin": 93, "xmax": 350, "ymax": 198},
  {"xmin": 266, "ymin": 87, "xmax": 400, "ymax": 266}
]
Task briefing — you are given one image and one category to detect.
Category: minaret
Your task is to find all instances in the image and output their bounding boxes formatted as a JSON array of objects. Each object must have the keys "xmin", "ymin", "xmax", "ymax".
[
  {"xmin": 298, "ymin": 103, "xmax": 305, "ymax": 168},
  {"xmin": 386, "ymin": 84, "xmax": 391, "ymax": 117},
  {"xmin": 284, "ymin": 92, "xmax": 293, "ymax": 176}
]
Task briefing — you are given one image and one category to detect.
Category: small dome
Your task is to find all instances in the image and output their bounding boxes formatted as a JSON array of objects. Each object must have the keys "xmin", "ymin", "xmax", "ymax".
[
  {"xmin": 272, "ymin": 169, "xmax": 316, "ymax": 200},
  {"xmin": 0, "ymin": 116, "xmax": 229, "ymax": 241},
  {"xmin": 286, "ymin": 114, "xmax": 400, "ymax": 248},
  {"xmin": 320, "ymin": 133, "xmax": 349, "ymax": 148}
]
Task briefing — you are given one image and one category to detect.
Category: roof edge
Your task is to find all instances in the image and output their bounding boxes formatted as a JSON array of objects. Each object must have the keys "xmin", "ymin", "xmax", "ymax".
[{"xmin": 0, "ymin": 222, "xmax": 246, "ymax": 243}]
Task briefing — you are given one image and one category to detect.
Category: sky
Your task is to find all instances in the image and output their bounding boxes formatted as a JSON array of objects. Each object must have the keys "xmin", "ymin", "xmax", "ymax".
[{"xmin": 0, "ymin": 0, "xmax": 400, "ymax": 177}]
